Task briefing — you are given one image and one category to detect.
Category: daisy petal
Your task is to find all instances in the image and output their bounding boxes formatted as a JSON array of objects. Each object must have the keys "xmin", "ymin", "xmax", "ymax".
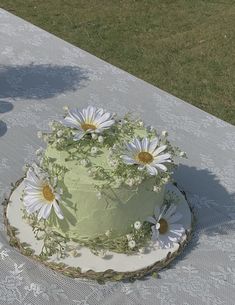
[
  {"xmin": 53, "ymin": 202, "xmax": 64, "ymax": 219},
  {"xmin": 168, "ymin": 212, "xmax": 182, "ymax": 223},
  {"xmin": 26, "ymin": 202, "xmax": 42, "ymax": 214},
  {"xmin": 151, "ymin": 226, "xmax": 159, "ymax": 240},
  {"xmin": 153, "ymin": 205, "xmax": 161, "ymax": 219},
  {"xmin": 142, "ymin": 138, "xmax": 149, "ymax": 151},
  {"xmin": 153, "ymin": 145, "xmax": 167, "ymax": 156},
  {"xmin": 149, "ymin": 137, "xmax": 159, "ymax": 153},
  {"xmin": 98, "ymin": 119, "xmax": 115, "ymax": 129},
  {"xmin": 37, "ymin": 204, "xmax": 48, "ymax": 220},
  {"xmin": 73, "ymin": 131, "xmax": 85, "ymax": 141},
  {"xmin": 146, "ymin": 164, "xmax": 158, "ymax": 176},
  {"xmin": 146, "ymin": 216, "xmax": 157, "ymax": 224},
  {"xmin": 121, "ymin": 155, "xmax": 136, "ymax": 164},
  {"xmin": 155, "ymin": 163, "xmax": 167, "ymax": 172},
  {"xmin": 43, "ymin": 204, "xmax": 52, "ymax": 219},
  {"xmin": 170, "ymin": 223, "xmax": 185, "ymax": 232},
  {"xmin": 164, "ymin": 205, "xmax": 177, "ymax": 219},
  {"xmin": 133, "ymin": 138, "xmax": 142, "ymax": 151},
  {"xmin": 153, "ymin": 153, "xmax": 171, "ymax": 163}
]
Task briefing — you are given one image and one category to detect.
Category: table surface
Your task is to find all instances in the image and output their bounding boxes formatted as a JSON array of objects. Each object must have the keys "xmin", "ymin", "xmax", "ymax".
[{"xmin": 0, "ymin": 8, "xmax": 235, "ymax": 305}]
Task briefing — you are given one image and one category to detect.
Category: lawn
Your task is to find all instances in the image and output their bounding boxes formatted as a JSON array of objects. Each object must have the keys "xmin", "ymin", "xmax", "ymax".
[{"xmin": 1, "ymin": 0, "xmax": 235, "ymax": 125}]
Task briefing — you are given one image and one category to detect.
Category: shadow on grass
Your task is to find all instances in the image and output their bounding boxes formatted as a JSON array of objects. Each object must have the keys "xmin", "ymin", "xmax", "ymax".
[{"xmin": 0, "ymin": 64, "xmax": 89, "ymax": 100}]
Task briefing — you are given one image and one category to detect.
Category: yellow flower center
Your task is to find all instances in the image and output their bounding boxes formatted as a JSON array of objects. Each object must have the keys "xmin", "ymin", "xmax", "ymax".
[
  {"xmin": 42, "ymin": 185, "xmax": 55, "ymax": 202},
  {"xmin": 137, "ymin": 151, "xmax": 154, "ymax": 164},
  {"xmin": 158, "ymin": 218, "xmax": 169, "ymax": 234},
  {"xmin": 81, "ymin": 123, "xmax": 97, "ymax": 131}
]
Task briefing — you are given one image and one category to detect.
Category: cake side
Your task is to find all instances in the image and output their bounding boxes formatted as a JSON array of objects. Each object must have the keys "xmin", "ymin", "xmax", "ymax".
[{"xmin": 44, "ymin": 143, "xmax": 165, "ymax": 239}]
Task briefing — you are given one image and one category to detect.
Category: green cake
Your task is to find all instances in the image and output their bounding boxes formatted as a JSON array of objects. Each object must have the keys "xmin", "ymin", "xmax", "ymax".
[
  {"xmin": 21, "ymin": 105, "xmax": 185, "ymax": 255},
  {"xmin": 44, "ymin": 144, "xmax": 165, "ymax": 239}
]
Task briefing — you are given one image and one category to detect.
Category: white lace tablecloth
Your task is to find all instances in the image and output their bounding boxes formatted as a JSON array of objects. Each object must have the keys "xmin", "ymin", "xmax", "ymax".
[{"xmin": 0, "ymin": 9, "xmax": 235, "ymax": 305}]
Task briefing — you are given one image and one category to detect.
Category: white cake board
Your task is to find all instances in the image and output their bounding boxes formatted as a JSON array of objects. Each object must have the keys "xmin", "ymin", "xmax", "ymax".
[{"xmin": 6, "ymin": 182, "xmax": 192, "ymax": 275}]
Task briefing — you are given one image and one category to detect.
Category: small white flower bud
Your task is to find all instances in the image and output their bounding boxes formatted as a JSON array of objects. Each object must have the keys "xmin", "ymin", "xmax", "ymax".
[
  {"xmin": 37, "ymin": 131, "xmax": 43, "ymax": 139},
  {"xmin": 98, "ymin": 135, "xmax": 104, "ymax": 143},
  {"xmin": 80, "ymin": 159, "xmax": 89, "ymax": 167},
  {"xmin": 96, "ymin": 191, "xmax": 102, "ymax": 200},
  {"xmin": 105, "ymin": 230, "xmax": 111, "ymax": 237},
  {"xmin": 22, "ymin": 164, "xmax": 29, "ymax": 172},
  {"xmin": 97, "ymin": 249, "xmax": 106, "ymax": 258},
  {"xmin": 136, "ymin": 177, "xmax": 143, "ymax": 184},
  {"xmin": 147, "ymin": 125, "xmax": 155, "ymax": 132},
  {"xmin": 138, "ymin": 247, "xmax": 146, "ymax": 254},
  {"xmin": 56, "ymin": 138, "xmax": 63, "ymax": 144},
  {"xmin": 91, "ymin": 146, "xmax": 98, "ymax": 156},
  {"xmin": 161, "ymin": 130, "xmax": 168, "ymax": 137},
  {"xmin": 92, "ymin": 133, "xmax": 98, "ymax": 140},
  {"xmin": 58, "ymin": 188, "xmax": 63, "ymax": 195},
  {"xmin": 87, "ymin": 169, "xmax": 93, "ymax": 176},
  {"xmin": 162, "ymin": 177, "xmax": 169, "ymax": 183},
  {"xmin": 134, "ymin": 221, "xmax": 142, "ymax": 230},
  {"xmin": 153, "ymin": 185, "xmax": 160, "ymax": 192},
  {"xmin": 25, "ymin": 218, "xmax": 32, "ymax": 225},
  {"xmin": 128, "ymin": 240, "xmax": 136, "ymax": 249},
  {"xmin": 63, "ymin": 105, "xmax": 69, "ymax": 112},
  {"xmin": 70, "ymin": 249, "xmax": 79, "ymax": 257},
  {"xmin": 138, "ymin": 120, "xmax": 144, "ymax": 127},
  {"xmin": 43, "ymin": 134, "xmax": 49, "ymax": 142},
  {"xmin": 113, "ymin": 178, "xmax": 122, "ymax": 188},
  {"xmin": 179, "ymin": 151, "xmax": 186, "ymax": 157},
  {"xmin": 126, "ymin": 178, "xmax": 135, "ymax": 187},
  {"xmin": 57, "ymin": 130, "xmax": 63, "ymax": 138},
  {"xmin": 48, "ymin": 121, "xmax": 54, "ymax": 128},
  {"xmin": 109, "ymin": 159, "xmax": 118, "ymax": 168},
  {"xmin": 36, "ymin": 148, "xmax": 43, "ymax": 156},
  {"xmin": 126, "ymin": 234, "xmax": 133, "ymax": 241}
]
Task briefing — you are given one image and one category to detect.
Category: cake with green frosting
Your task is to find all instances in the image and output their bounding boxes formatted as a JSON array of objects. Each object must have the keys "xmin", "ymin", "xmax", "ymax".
[{"xmin": 22, "ymin": 105, "xmax": 185, "ymax": 255}]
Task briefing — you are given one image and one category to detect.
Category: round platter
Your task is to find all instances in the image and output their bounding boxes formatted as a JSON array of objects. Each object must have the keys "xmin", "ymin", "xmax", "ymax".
[{"xmin": 4, "ymin": 180, "xmax": 193, "ymax": 282}]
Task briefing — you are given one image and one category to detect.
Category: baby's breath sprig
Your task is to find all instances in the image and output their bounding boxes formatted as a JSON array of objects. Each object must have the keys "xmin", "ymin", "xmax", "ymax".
[{"xmin": 37, "ymin": 107, "xmax": 185, "ymax": 205}]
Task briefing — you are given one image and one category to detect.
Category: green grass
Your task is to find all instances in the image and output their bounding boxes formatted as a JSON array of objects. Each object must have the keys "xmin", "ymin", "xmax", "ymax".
[{"xmin": 1, "ymin": 0, "xmax": 235, "ymax": 124}]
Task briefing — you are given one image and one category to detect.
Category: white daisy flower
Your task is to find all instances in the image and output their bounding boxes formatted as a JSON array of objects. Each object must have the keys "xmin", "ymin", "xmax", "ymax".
[
  {"xmin": 23, "ymin": 165, "xmax": 64, "ymax": 220},
  {"xmin": 121, "ymin": 137, "xmax": 171, "ymax": 176},
  {"xmin": 146, "ymin": 204, "xmax": 185, "ymax": 249},
  {"xmin": 61, "ymin": 106, "xmax": 115, "ymax": 141}
]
